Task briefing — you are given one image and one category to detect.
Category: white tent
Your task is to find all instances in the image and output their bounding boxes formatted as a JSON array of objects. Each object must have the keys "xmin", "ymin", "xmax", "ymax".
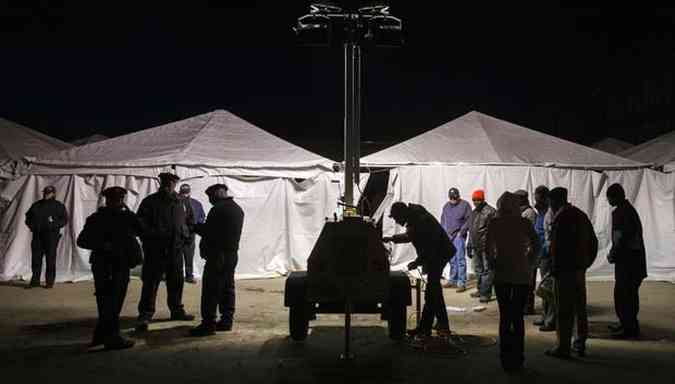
[
  {"xmin": 619, "ymin": 130, "xmax": 675, "ymax": 173},
  {"xmin": 0, "ymin": 110, "xmax": 348, "ymax": 282},
  {"xmin": 0, "ymin": 118, "xmax": 73, "ymax": 180},
  {"xmin": 71, "ymin": 134, "xmax": 109, "ymax": 146},
  {"xmin": 591, "ymin": 137, "xmax": 634, "ymax": 155},
  {"xmin": 363, "ymin": 111, "xmax": 675, "ymax": 281}
]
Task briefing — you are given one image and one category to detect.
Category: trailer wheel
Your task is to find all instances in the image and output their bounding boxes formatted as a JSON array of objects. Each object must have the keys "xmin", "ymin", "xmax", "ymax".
[
  {"xmin": 388, "ymin": 304, "xmax": 407, "ymax": 340},
  {"xmin": 289, "ymin": 305, "xmax": 309, "ymax": 341}
]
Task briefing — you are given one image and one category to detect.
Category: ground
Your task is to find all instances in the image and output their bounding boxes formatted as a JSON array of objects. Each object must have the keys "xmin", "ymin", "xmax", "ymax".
[{"xmin": 1, "ymin": 278, "xmax": 674, "ymax": 384}]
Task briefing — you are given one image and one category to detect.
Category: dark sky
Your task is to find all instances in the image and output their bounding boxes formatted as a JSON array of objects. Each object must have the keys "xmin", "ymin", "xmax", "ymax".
[{"xmin": 2, "ymin": 2, "xmax": 675, "ymax": 158}]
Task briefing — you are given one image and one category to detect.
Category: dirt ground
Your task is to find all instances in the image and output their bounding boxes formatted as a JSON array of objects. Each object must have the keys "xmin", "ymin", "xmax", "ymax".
[{"xmin": 1, "ymin": 278, "xmax": 674, "ymax": 384}]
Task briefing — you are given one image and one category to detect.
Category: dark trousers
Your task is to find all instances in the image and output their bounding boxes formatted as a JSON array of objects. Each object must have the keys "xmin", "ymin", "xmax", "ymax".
[
  {"xmin": 201, "ymin": 254, "xmax": 237, "ymax": 325},
  {"xmin": 526, "ymin": 266, "xmax": 537, "ymax": 312},
  {"xmin": 419, "ymin": 268, "xmax": 449, "ymax": 335},
  {"xmin": 555, "ymin": 270, "xmax": 588, "ymax": 353},
  {"xmin": 473, "ymin": 249, "xmax": 494, "ymax": 299},
  {"xmin": 181, "ymin": 236, "xmax": 196, "ymax": 279},
  {"xmin": 31, "ymin": 231, "xmax": 60, "ymax": 285},
  {"xmin": 496, "ymin": 284, "xmax": 528, "ymax": 370},
  {"xmin": 539, "ymin": 258, "xmax": 556, "ymax": 327},
  {"xmin": 138, "ymin": 246, "xmax": 185, "ymax": 319},
  {"xmin": 614, "ymin": 270, "xmax": 642, "ymax": 335},
  {"xmin": 92, "ymin": 261, "xmax": 130, "ymax": 343}
]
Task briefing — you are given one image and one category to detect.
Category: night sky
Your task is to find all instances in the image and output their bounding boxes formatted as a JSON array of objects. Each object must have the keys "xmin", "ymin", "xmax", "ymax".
[{"xmin": 2, "ymin": 3, "xmax": 675, "ymax": 159}]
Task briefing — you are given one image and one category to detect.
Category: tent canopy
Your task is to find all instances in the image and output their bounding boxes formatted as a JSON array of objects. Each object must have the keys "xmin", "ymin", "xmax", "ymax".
[
  {"xmin": 362, "ymin": 111, "xmax": 648, "ymax": 170},
  {"xmin": 71, "ymin": 134, "xmax": 109, "ymax": 146},
  {"xmin": 1, "ymin": 118, "xmax": 72, "ymax": 179},
  {"xmin": 590, "ymin": 137, "xmax": 634, "ymax": 155},
  {"xmin": 29, "ymin": 110, "xmax": 334, "ymax": 175},
  {"xmin": 620, "ymin": 130, "xmax": 675, "ymax": 172}
]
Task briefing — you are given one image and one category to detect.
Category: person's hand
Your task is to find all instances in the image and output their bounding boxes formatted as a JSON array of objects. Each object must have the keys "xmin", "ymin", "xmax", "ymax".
[
  {"xmin": 607, "ymin": 252, "xmax": 616, "ymax": 264},
  {"xmin": 407, "ymin": 261, "xmax": 419, "ymax": 271}
]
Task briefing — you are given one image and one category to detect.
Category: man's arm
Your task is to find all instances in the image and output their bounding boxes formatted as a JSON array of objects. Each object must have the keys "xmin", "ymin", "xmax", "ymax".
[
  {"xmin": 54, "ymin": 202, "xmax": 68, "ymax": 229},
  {"xmin": 459, "ymin": 201, "xmax": 471, "ymax": 238}
]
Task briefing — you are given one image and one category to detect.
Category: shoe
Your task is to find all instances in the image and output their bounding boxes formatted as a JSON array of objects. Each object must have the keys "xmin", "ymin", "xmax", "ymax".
[
  {"xmin": 185, "ymin": 277, "xmax": 197, "ymax": 284},
  {"xmin": 479, "ymin": 297, "xmax": 491, "ymax": 303},
  {"xmin": 189, "ymin": 323, "xmax": 216, "ymax": 337},
  {"xmin": 442, "ymin": 282, "xmax": 457, "ymax": 289},
  {"xmin": 470, "ymin": 291, "xmax": 481, "ymax": 298},
  {"xmin": 44, "ymin": 283, "xmax": 54, "ymax": 289},
  {"xmin": 104, "ymin": 337, "xmax": 135, "ymax": 350},
  {"xmin": 215, "ymin": 320, "xmax": 232, "ymax": 332},
  {"xmin": 406, "ymin": 328, "xmax": 431, "ymax": 338},
  {"xmin": 455, "ymin": 286, "xmax": 467, "ymax": 293},
  {"xmin": 608, "ymin": 323, "xmax": 623, "ymax": 333},
  {"xmin": 135, "ymin": 317, "xmax": 151, "ymax": 332},
  {"xmin": 572, "ymin": 341, "xmax": 586, "ymax": 357},
  {"xmin": 539, "ymin": 325, "xmax": 556, "ymax": 332},
  {"xmin": 545, "ymin": 348, "xmax": 571, "ymax": 359},
  {"xmin": 533, "ymin": 319, "xmax": 544, "ymax": 326},
  {"xmin": 436, "ymin": 328, "xmax": 452, "ymax": 337},
  {"xmin": 170, "ymin": 311, "xmax": 196, "ymax": 321}
]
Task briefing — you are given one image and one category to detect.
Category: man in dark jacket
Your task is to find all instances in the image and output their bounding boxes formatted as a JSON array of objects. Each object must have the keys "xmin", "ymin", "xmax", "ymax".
[
  {"xmin": 178, "ymin": 183, "xmax": 206, "ymax": 284},
  {"xmin": 467, "ymin": 189, "xmax": 497, "ymax": 303},
  {"xmin": 514, "ymin": 189, "xmax": 537, "ymax": 314},
  {"xmin": 25, "ymin": 185, "xmax": 68, "ymax": 288},
  {"xmin": 77, "ymin": 186, "xmax": 143, "ymax": 350},
  {"xmin": 190, "ymin": 183, "xmax": 244, "ymax": 336},
  {"xmin": 606, "ymin": 183, "xmax": 647, "ymax": 339},
  {"xmin": 136, "ymin": 173, "xmax": 196, "ymax": 331},
  {"xmin": 546, "ymin": 187, "xmax": 597, "ymax": 359},
  {"xmin": 383, "ymin": 202, "xmax": 456, "ymax": 338}
]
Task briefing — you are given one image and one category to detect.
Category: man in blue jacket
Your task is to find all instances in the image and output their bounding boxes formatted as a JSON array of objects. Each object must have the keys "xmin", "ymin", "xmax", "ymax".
[{"xmin": 440, "ymin": 187, "xmax": 472, "ymax": 292}]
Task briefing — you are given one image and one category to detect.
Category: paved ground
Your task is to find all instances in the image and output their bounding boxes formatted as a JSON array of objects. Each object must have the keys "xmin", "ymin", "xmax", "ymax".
[{"xmin": 1, "ymin": 278, "xmax": 674, "ymax": 384}]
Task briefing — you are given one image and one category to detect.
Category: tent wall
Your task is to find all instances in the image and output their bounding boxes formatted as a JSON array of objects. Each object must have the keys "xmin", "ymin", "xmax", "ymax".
[
  {"xmin": 0, "ymin": 172, "xmax": 348, "ymax": 282},
  {"xmin": 381, "ymin": 166, "xmax": 675, "ymax": 282}
]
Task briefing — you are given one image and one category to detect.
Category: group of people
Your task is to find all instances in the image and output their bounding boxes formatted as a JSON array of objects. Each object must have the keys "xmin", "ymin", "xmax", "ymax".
[
  {"xmin": 384, "ymin": 183, "xmax": 647, "ymax": 372},
  {"xmin": 26, "ymin": 173, "xmax": 244, "ymax": 350}
]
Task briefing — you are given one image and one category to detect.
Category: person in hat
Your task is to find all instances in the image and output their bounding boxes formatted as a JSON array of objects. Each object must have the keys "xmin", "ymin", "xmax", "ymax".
[
  {"xmin": 24, "ymin": 185, "xmax": 68, "ymax": 288},
  {"xmin": 178, "ymin": 183, "xmax": 205, "ymax": 284},
  {"xmin": 190, "ymin": 183, "xmax": 244, "ymax": 336},
  {"xmin": 440, "ymin": 187, "xmax": 472, "ymax": 291},
  {"xmin": 77, "ymin": 186, "xmax": 143, "ymax": 350},
  {"xmin": 467, "ymin": 189, "xmax": 497, "ymax": 303},
  {"xmin": 383, "ymin": 201, "xmax": 456, "ymax": 339},
  {"xmin": 606, "ymin": 183, "xmax": 647, "ymax": 339},
  {"xmin": 136, "ymin": 172, "xmax": 196, "ymax": 331}
]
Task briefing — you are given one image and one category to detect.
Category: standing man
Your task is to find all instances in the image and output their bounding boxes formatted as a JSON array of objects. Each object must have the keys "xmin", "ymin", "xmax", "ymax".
[
  {"xmin": 532, "ymin": 186, "xmax": 556, "ymax": 331},
  {"xmin": 546, "ymin": 187, "xmax": 597, "ymax": 359},
  {"xmin": 136, "ymin": 173, "xmax": 195, "ymax": 331},
  {"xmin": 514, "ymin": 189, "xmax": 537, "ymax": 314},
  {"xmin": 77, "ymin": 186, "xmax": 143, "ymax": 350},
  {"xmin": 467, "ymin": 190, "xmax": 497, "ymax": 303},
  {"xmin": 440, "ymin": 187, "xmax": 471, "ymax": 292},
  {"xmin": 178, "ymin": 184, "xmax": 205, "ymax": 284},
  {"xmin": 606, "ymin": 183, "xmax": 647, "ymax": 339},
  {"xmin": 383, "ymin": 202, "xmax": 456, "ymax": 339},
  {"xmin": 25, "ymin": 185, "xmax": 68, "ymax": 289},
  {"xmin": 190, "ymin": 184, "xmax": 244, "ymax": 336}
]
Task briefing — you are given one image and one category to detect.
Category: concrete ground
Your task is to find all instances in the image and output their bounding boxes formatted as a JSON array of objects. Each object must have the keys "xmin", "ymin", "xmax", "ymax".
[{"xmin": 1, "ymin": 278, "xmax": 674, "ymax": 384}]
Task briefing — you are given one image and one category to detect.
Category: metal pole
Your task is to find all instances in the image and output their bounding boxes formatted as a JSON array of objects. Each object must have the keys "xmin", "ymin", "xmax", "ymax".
[
  {"xmin": 353, "ymin": 44, "xmax": 361, "ymax": 187},
  {"xmin": 343, "ymin": 41, "xmax": 354, "ymax": 209},
  {"xmin": 341, "ymin": 298, "xmax": 354, "ymax": 360}
]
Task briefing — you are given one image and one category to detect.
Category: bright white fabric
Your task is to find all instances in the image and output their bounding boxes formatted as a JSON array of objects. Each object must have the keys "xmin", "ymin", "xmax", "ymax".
[
  {"xmin": 380, "ymin": 166, "xmax": 675, "ymax": 282},
  {"xmin": 0, "ymin": 118, "xmax": 72, "ymax": 179},
  {"xmin": 590, "ymin": 137, "xmax": 634, "ymax": 155},
  {"xmin": 620, "ymin": 130, "xmax": 675, "ymax": 172},
  {"xmin": 28, "ymin": 110, "xmax": 334, "ymax": 178},
  {"xmin": 362, "ymin": 111, "xmax": 647, "ymax": 170},
  {"xmin": 0, "ymin": 172, "xmax": 357, "ymax": 281}
]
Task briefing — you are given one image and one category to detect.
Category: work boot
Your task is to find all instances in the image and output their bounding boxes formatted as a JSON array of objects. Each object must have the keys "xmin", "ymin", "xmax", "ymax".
[
  {"xmin": 470, "ymin": 291, "xmax": 481, "ymax": 298},
  {"xmin": 45, "ymin": 283, "xmax": 54, "ymax": 289},
  {"xmin": 607, "ymin": 322, "xmax": 623, "ymax": 333},
  {"xmin": 572, "ymin": 340, "xmax": 586, "ymax": 357},
  {"xmin": 104, "ymin": 336, "xmax": 135, "ymax": 351},
  {"xmin": 455, "ymin": 286, "xmax": 467, "ymax": 293},
  {"xmin": 135, "ymin": 315, "xmax": 151, "ymax": 332},
  {"xmin": 170, "ymin": 311, "xmax": 195, "ymax": 321},
  {"xmin": 190, "ymin": 322, "xmax": 216, "ymax": 337},
  {"xmin": 533, "ymin": 319, "xmax": 544, "ymax": 326},
  {"xmin": 479, "ymin": 296, "xmax": 491, "ymax": 303},
  {"xmin": 442, "ymin": 282, "xmax": 457, "ymax": 289}
]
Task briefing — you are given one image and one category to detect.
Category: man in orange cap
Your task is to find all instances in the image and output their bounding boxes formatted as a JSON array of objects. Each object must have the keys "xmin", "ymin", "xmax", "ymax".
[{"xmin": 467, "ymin": 189, "xmax": 497, "ymax": 302}]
